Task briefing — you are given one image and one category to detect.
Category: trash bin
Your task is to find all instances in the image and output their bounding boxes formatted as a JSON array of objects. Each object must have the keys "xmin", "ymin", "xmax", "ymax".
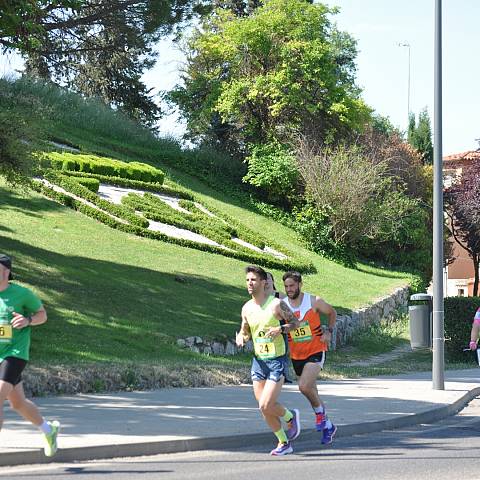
[{"xmin": 408, "ymin": 293, "xmax": 432, "ymax": 349}]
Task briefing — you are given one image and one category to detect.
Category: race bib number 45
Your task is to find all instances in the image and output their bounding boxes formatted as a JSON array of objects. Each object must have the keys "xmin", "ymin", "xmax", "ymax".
[{"xmin": 292, "ymin": 321, "xmax": 312, "ymax": 343}]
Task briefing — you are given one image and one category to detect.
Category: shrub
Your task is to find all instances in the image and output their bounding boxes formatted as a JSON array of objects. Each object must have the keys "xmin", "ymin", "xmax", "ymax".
[
  {"xmin": 62, "ymin": 158, "xmax": 78, "ymax": 171},
  {"xmin": 42, "ymin": 152, "xmax": 164, "ymax": 184},
  {"xmin": 444, "ymin": 296, "xmax": 480, "ymax": 361},
  {"xmin": 55, "ymin": 170, "xmax": 193, "ymax": 199},
  {"xmin": 243, "ymin": 141, "xmax": 299, "ymax": 206},
  {"xmin": 43, "ymin": 171, "xmax": 148, "ymax": 228},
  {"xmin": 292, "ymin": 203, "xmax": 355, "ymax": 266},
  {"xmin": 35, "ymin": 178, "xmax": 315, "ymax": 272},
  {"xmin": 75, "ymin": 177, "xmax": 100, "ymax": 193}
]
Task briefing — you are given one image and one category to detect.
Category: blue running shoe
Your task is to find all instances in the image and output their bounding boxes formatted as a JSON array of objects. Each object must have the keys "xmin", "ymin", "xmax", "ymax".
[
  {"xmin": 315, "ymin": 412, "xmax": 326, "ymax": 431},
  {"xmin": 270, "ymin": 442, "xmax": 293, "ymax": 456},
  {"xmin": 321, "ymin": 423, "xmax": 337, "ymax": 445},
  {"xmin": 286, "ymin": 408, "xmax": 301, "ymax": 441}
]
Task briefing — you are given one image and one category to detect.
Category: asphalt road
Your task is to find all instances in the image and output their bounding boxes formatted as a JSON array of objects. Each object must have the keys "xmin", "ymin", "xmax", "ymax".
[{"xmin": 5, "ymin": 397, "xmax": 480, "ymax": 480}]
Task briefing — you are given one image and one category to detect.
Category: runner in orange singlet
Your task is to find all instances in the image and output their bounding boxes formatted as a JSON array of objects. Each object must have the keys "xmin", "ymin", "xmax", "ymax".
[{"xmin": 282, "ymin": 271, "xmax": 337, "ymax": 445}]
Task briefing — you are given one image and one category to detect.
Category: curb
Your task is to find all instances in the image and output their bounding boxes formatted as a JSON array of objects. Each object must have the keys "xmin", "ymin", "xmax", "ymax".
[{"xmin": 2, "ymin": 386, "xmax": 480, "ymax": 467}]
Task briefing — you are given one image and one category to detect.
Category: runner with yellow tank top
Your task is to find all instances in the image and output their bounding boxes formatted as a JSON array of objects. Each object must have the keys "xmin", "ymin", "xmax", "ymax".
[
  {"xmin": 283, "ymin": 271, "xmax": 338, "ymax": 445},
  {"xmin": 236, "ymin": 265, "xmax": 302, "ymax": 456}
]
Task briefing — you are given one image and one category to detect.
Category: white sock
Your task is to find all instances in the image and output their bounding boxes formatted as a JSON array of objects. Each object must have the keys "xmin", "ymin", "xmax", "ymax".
[
  {"xmin": 325, "ymin": 419, "xmax": 333, "ymax": 429},
  {"xmin": 38, "ymin": 420, "xmax": 52, "ymax": 435},
  {"xmin": 314, "ymin": 406, "xmax": 325, "ymax": 414}
]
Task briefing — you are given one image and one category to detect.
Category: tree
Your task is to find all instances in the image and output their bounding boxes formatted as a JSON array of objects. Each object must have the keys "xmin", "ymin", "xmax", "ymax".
[
  {"xmin": 445, "ymin": 161, "xmax": 480, "ymax": 295},
  {"xmin": 212, "ymin": 0, "xmax": 263, "ymax": 16},
  {"xmin": 169, "ymin": 0, "xmax": 371, "ymax": 156},
  {"xmin": 0, "ymin": 78, "xmax": 45, "ymax": 183},
  {"xmin": 407, "ymin": 108, "xmax": 433, "ymax": 165},
  {"xmin": 1, "ymin": 1, "xmax": 198, "ymax": 127}
]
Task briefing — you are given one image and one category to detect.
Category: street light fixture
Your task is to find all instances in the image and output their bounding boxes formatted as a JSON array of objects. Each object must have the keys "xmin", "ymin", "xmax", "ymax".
[{"xmin": 398, "ymin": 42, "xmax": 411, "ymax": 126}]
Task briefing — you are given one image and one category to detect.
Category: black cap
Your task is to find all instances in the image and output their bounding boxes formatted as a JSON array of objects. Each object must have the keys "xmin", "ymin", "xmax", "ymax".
[
  {"xmin": 0, "ymin": 254, "xmax": 11, "ymax": 270},
  {"xmin": 0, "ymin": 254, "xmax": 12, "ymax": 280}
]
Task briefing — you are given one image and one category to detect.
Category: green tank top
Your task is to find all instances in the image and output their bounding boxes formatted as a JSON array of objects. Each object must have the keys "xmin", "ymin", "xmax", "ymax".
[{"xmin": 247, "ymin": 295, "xmax": 286, "ymax": 360}]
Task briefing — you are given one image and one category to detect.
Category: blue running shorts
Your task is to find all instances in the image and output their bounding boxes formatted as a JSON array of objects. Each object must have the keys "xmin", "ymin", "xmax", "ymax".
[{"xmin": 251, "ymin": 355, "xmax": 291, "ymax": 383}]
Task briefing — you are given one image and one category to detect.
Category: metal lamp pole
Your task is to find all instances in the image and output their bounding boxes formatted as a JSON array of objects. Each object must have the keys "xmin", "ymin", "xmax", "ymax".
[{"xmin": 432, "ymin": 0, "xmax": 445, "ymax": 390}]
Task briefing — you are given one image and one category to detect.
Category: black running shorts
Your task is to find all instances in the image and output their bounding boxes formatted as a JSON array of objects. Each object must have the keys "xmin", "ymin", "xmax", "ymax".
[
  {"xmin": 291, "ymin": 351, "xmax": 326, "ymax": 377},
  {"xmin": 0, "ymin": 357, "xmax": 27, "ymax": 386}
]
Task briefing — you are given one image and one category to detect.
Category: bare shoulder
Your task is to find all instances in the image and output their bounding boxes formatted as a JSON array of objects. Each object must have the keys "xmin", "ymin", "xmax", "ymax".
[
  {"xmin": 271, "ymin": 297, "xmax": 284, "ymax": 311},
  {"xmin": 313, "ymin": 295, "xmax": 335, "ymax": 312},
  {"xmin": 242, "ymin": 299, "xmax": 254, "ymax": 317}
]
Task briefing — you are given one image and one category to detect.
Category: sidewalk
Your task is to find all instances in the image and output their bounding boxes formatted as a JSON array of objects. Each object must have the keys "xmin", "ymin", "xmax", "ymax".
[{"xmin": 1, "ymin": 369, "xmax": 479, "ymax": 466}]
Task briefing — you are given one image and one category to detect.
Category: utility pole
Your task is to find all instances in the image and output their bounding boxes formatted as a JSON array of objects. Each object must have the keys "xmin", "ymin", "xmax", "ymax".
[{"xmin": 432, "ymin": 0, "xmax": 445, "ymax": 390}]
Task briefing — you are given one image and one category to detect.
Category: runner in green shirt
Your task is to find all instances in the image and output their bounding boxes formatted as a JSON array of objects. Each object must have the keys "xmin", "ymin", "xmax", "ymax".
[{"xmin": 0, "ymin": 254, "xmax": 60, "ymax": 457}]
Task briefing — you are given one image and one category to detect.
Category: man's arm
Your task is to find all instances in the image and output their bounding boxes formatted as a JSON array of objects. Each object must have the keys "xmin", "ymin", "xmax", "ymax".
[
  {"xmin": 235, "ymin": 309, "xmax": 251, "ymax": 347},
  {"xmin": 11, "ymin": 306, "xmax": 47, "ymax": 329},
  {"xmin": 313, "ymin": 297, "xmax": 336, "ymax": 342},
  {"xmin": 265, "ymin": 300, "xmax": 301, "ymax": 338},
  {"xmin": 470, "ymin": 317, "xmax": 480, "ymax": 350},
  {"xmin": 314, "ymin": 297, "xmax": 336, "ymax": 329}
]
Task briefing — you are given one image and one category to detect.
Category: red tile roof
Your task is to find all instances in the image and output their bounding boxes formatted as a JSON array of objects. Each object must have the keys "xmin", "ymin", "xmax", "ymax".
[{"xmin": 444, "ymin": 150, "xmax": 480, "ymax": 162}]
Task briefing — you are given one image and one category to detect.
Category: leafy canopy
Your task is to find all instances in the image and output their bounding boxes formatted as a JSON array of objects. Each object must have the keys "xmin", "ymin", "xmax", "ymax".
[{"xmin": 170, "ymin": 0, "xmax": 371, "ymax": 153}]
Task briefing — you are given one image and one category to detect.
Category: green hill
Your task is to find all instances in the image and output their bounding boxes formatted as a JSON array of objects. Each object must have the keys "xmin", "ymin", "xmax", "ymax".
[{"xmin": 0, "ymin": 78, "xmax": 413, "ymax": 372}]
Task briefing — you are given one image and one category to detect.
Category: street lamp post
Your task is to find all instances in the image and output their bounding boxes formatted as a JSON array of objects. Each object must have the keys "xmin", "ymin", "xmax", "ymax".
[
  {"xmin": 398, "ymin": 42, "xmax": 411, "ymax": 125},
  {"xmin": 432, "ymin": 0, "xmax": 445, "ymax": 390}
]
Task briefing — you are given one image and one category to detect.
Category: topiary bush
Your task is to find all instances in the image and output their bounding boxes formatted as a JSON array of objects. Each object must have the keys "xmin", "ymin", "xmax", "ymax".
[
  {"xmin": 75, "ymin": 177, "xmax": 100, "ymax": 193},
  {"xmin": 444, "ymin": 296, "xmax": 480, "ymax": 361},
  {"xmin": 41, "ymin": 151, "xmax": 164, "ymax": 184}
]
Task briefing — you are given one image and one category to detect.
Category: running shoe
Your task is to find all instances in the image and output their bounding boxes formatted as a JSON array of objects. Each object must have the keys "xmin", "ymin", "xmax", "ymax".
[
  {"xmin": 44, "ymin": 420, "xmax": 60, "ymax": 457},
  {"xmin": 321, "ymin": 423, "xmax": 337, "ymax": 445},
  {"xmin": 286, "ymin": 408, "xmax": 301, "ymax": 441},
  {"xmin": 270, "ymin": 442, "xmax": 293, "ymax": 456},
  {"xmin": 315, "ymin": 411, "xmax": 326, "ymax": 431}
]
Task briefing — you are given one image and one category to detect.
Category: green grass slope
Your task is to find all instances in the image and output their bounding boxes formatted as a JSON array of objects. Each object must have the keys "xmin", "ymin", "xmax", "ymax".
[{"xmin": 0, "ymin": 78, "xmax": 413, "ymax": 368}]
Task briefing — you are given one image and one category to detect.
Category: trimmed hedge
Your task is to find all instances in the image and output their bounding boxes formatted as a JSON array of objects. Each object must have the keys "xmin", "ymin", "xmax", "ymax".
[
  {"xmin": 43, "ymin": 171, "xmax": 148, "ymax": 228},
  {"xmin": 34, "ymin": 181, "xmax": 315, "ymax": 272},
  {"xmin": 444, "ymin": 296, "xmax": 480, "ymax": 361},
  {"xmin": 122, "ymin": 193, "xmax": 234, "ymax": 245},
  {"xmin": 40, "ymin": 151, "xmax": 165, "ymax": 184},
  {"xmin": 48, "ymin": 169, "xmax": 194, "ymax": 199},
  {"xmin": 75, "ymin": 177, "xmax": 100, "ymax": 193}
]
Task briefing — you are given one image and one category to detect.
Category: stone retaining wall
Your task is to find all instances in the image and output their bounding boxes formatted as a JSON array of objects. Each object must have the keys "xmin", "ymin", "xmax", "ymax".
[{"xmin": 177, "ymin": 285, "xmax": 410, "ymax": 355}]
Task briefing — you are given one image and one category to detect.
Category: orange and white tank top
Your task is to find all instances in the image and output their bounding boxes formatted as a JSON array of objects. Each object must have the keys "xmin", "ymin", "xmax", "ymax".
[{"xmin": 285, "ymin": 293, "xmax": 327, "ymax": 360}]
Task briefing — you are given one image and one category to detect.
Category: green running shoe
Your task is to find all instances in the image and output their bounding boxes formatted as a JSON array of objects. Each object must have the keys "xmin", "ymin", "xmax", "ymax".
[{"xmin": 44, "ymin": 420, "xmax": 60, "ymax": 457}]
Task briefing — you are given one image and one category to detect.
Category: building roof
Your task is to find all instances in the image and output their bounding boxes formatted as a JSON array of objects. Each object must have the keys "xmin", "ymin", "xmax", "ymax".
[{"xmin": 444, "ymin": 150, "xmax": 480, "ymax": 163}]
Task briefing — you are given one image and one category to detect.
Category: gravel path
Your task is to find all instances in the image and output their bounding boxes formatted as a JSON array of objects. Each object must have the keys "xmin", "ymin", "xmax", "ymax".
[{"xmin": 346, "ymin": 343, "xmax": 414, "ymax": 367}]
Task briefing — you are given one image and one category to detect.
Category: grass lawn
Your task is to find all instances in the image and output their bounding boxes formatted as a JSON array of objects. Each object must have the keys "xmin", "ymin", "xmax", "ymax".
[
  {"xmin": 0, "ymin": 77, "xmax": 416, "ymax": 377},
  {"xmin": 1, "ymin": 178, "xmax": 411, "ymax": 367}
]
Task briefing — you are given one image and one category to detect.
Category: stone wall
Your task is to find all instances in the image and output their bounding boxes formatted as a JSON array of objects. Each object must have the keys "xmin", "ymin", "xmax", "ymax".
[{"xmin": 176, "ymin": 285, "xmax": 410, "ymax": 355}]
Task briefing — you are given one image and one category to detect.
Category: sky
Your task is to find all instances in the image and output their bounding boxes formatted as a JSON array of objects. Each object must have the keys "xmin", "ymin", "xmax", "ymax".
[{"xmin": 1, "ymin": 0, "xmax": 479, "ymax": 155}]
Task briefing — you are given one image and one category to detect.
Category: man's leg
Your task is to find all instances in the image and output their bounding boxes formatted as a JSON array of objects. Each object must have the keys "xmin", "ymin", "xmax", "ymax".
[
  {"xmin": 298, "ymin": 360, "xmax": 336, "ymax": 443},
  {"xmin": 0, "ymin": 380, "xmax": 14, "ymax": 431},
  {"xmin": 297, "ymin": 362, "xmax": 323, "ymax": 409},
  {"xmin": 256, "ymin": 377, "xmax": 286, "ymax": 432},
  {"xmin": 8, "ymin": 381, "xmax": 43, "ymax": 426},
  {"xmin": 8, "ymin": 382, "xmax": 60, "ymax": 457},
  {"xmin": 255, "ymin": 378, "xmax": 295, "ymax": 455}
]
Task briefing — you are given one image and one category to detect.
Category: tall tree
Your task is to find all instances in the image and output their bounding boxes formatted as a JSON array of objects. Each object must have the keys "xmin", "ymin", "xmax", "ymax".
[
  {"xmin": 169, "ymin": 0, "xmax": 371, "ymax": 156},
  {"xmin": 445, "ymin": 161, "xmax": 480, "ymax": 295},
  {"xmin": 407, "ymin": 107, "xmax": 433, "ymax": 165},
  {"xmin": 1, "ymin": 1, "xmax": 199, "ymax": 127},
  {"xmin": 212, "ymin": 0, "xmax": 263, "ymax": 16}
]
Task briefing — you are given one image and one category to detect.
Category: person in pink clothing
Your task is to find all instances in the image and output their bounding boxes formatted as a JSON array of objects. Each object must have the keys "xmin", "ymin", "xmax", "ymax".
[{"xmin": 468, "ymin": 307, "xmax": 480, "ymax": 350}]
